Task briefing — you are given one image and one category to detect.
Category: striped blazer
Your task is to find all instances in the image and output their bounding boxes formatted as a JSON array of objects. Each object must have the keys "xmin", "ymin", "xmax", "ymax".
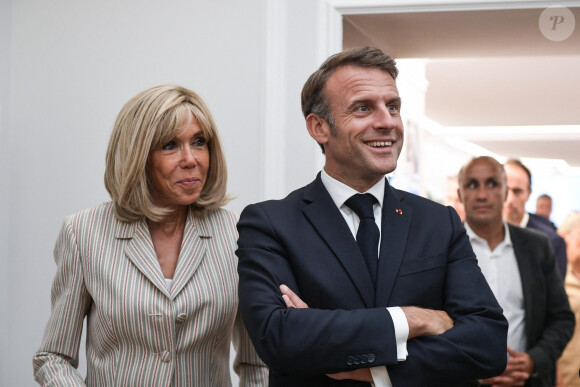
[{"xmin": 33, "ymin": 202, "xmax": 268, "ymax": 386}]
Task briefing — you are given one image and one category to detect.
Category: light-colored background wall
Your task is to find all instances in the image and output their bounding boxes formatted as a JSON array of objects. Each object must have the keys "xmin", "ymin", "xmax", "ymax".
[{"xmin": 0, "ymin": 1, "xmax": 325, "ymax": 385}]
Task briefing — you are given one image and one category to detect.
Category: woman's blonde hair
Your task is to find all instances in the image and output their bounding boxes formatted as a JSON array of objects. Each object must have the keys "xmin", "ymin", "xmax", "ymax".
[
  {"xmin": 558, "ymin": 211, "xmax": 580, "ymax": 235},
  {"xmin": 104, "ymin": 84, "xmax": 230, "ymax": 222}
]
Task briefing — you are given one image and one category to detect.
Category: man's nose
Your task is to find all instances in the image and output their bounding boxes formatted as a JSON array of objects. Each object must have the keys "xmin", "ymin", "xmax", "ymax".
[{"xmin": 373, "ymin": 106, "xmax": 398, "ymax": 129}]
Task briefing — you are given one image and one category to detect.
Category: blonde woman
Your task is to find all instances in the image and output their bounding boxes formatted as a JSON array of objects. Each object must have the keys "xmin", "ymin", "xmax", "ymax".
[
  {"xmin": 557, "ymin": 211, "xmax": 580, "ymax": 387},
  {"xmin": 33, "ymin": 85, "xmax": 267, "ymax": 386}
]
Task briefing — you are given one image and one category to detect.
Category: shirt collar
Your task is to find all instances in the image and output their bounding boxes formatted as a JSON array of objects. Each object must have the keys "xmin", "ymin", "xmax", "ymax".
[
  {"xmin": 520, "ymin": 212, "xmax": 530, "ymax": 228},
  {"xmin": 320, "ymin": 169, "xmax": 385, "ymax": 210},
  {"xmin": 464, "ymin": 221, "xmax": 513, "ymax": 249}
]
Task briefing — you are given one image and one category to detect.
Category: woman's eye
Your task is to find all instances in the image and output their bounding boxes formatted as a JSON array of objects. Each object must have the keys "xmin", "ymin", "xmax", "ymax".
[
  {"xmin": 162, "ymin": 140, "xmax": 177, "ymax": 151},
  {"xmin": 193, "ymin": 137, "xmax": 207, "ymax": 147}
]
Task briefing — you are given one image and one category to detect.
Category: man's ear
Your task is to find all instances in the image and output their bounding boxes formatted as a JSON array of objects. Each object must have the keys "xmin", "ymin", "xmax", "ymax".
[
  {"xmin": 306, "ymin": 113, "xmax": 330, "ymax": 146},
  {"xmin": 457, "ymin": 188, "xmax": 463, "ymax": 204}
]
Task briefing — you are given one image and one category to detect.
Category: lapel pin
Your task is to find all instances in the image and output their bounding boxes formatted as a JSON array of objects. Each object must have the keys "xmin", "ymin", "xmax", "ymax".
[{"xmin": 395, "ymin": 209, "xmax": 403, "ymax": 215}]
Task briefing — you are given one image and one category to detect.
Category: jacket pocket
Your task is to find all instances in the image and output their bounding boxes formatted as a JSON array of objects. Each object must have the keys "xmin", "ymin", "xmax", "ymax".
[{"xmin": 398, "ymin": 253, "xmax": 446, "ymax": 276}]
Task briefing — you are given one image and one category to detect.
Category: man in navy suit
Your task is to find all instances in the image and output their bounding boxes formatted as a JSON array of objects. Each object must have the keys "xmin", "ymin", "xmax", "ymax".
[
  {"xmin": 535, "ymin": 194, "xmax": 557, "ymax": 229},
  {"xmin": 503, "ymin": 159, "xmax": 567, "ymax": 278},
  {"xmin": 458, "ymin": 156, "xmax": 574, "ymax": 387},
  {"xmin": 237, "ymin": 47, "xmax": 508, "ymax": 386}
]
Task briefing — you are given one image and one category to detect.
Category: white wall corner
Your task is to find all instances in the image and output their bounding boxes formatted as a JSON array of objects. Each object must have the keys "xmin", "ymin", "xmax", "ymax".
[{"xmin": 262, "ymin": 0, "xmax": 288, "ymax": 200}]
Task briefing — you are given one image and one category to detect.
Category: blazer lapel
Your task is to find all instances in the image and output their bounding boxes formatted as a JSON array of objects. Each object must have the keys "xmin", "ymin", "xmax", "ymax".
[
  {"xmin": 302, "ymin": 175, "xmax": 375, "ymax": 307},
  {"xmin": 123, "ymin": 219, "xmax": 171, "ymax": 298},
  {"xmin": 508, "ymin": 225, "xmax": 533, "ymax": 339},
  {"xmin": 375, "ymin": 183, "xmax": 412, "ymax": 307},
  {"xmin": 170, "ymin": 209, "xmax": 208, "ymax": 300}
]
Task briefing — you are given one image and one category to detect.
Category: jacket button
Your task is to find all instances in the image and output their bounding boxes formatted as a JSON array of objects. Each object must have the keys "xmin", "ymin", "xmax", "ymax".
[
  {"xmin": 346, "ymin": 356, "xmax": 354, "ymax": 365},
  {"xmin": 160, "ymin": 350, "xmax": 171, "ymax": 362},
  {"xmin": 353, "ymin": 355, "xmax": 361, "ymax": 365},
  {"xmin": 360, "ymin": 354, "xmax": 368, "ymax": 364},
  {"xmin": 367, "ymin": 353, "xmax": 376, "ymax": 363}
]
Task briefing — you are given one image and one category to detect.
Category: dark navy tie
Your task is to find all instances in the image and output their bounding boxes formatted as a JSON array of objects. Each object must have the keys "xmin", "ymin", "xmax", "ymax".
[{"xmin": 345, "ymin": 193, "xmax": 379, "ymax": 285}]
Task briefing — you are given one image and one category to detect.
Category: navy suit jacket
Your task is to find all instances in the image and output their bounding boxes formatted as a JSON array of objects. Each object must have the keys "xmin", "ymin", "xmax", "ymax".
[
  {"xmin": 508, "ymin": 225, "xmax": 574, "ymax": 387},
  {"xmin": 237, "ymin": 175, "xmax": 508, "ymax": 386},
  {"xmin": 527, "ymin": 213, "xmax": 567, "ymax": 279}
]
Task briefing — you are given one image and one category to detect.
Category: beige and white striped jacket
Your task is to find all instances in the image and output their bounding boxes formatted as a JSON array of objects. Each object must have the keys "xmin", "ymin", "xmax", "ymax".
[{"xmin": 33, "ymin": 202, "xmax": 268, "ymax": 386}]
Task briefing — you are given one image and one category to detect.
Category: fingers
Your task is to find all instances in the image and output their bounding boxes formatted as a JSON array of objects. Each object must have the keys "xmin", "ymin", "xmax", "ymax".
[
  {"xmin": 326, "ymin": 369, "xmax": 373, "ymax": 382},
  {"xmin": 507, "ymin": 346, "xmax": 521, "ymax": 357},
  {"xmin": 403, "ymin": 307, "xmax": 454, "ymax": 338},
  {"xmin": 280, "ymin": 284, "xmax": 309, "ymax": 308},
  {"xmin": 490, "ymin": 372, "xmax": 528, "ymax": 386},
  {"xmin": 282, "ymin": 294, "xmax": 295, "ymax": 308}
]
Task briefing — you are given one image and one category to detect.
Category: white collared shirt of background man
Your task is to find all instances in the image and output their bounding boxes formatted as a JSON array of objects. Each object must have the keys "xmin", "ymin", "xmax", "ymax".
[{"xmin": 464, "ymin": 222, "xmax": 527, "ymax": 353}]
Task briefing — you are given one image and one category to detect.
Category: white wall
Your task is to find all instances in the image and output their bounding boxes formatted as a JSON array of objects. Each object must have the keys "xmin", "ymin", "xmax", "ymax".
[
  {"xmin": 0, "ymin": 0, "xmax": 329, "ymax": 385},
  {"xmin": 1, "ymin": 0, "xmax": 12, "ymax": 383}
]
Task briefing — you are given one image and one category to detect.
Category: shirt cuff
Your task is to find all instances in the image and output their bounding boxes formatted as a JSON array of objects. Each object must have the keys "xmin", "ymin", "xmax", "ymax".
[
  {"xmin": 370, "ymin": 366, "xmax": 393, "ymax": 387},
  {"xmin": 387, "ymin": 306, "xmax": 409, "ymax": 361}
]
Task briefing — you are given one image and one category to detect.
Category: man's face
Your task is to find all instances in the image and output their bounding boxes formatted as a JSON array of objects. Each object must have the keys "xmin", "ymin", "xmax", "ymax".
[
  {"xmin": 503, "ymin": 163, "xmax": 531, "ymax": 225},
  {"xmin": 536, "ymin": 197, "xmax": 552, "ymax": 219},
  {"xmin": 316, "ymin": 65, "xmax": 404, "ymax": 191},
  {"xmin": 458, "ymin": 159, "xmax": 507, "ymax": 228}
]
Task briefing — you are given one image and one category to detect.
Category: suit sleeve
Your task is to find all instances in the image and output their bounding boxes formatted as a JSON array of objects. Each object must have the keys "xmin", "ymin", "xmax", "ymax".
[
  {"xmin": 32, "ymin": 217, "xmax": 91, "ymax": 386},
  {"xmin": 553, "ymin": 235, "xmax": 568, "ymax": 279},
  {"xmin": 526, "ymin": 238, "xmax": 575, "ymax": 375},
  {"xmin": 237, "ymin": 203, "xmax": 398, "ymax": 375}
]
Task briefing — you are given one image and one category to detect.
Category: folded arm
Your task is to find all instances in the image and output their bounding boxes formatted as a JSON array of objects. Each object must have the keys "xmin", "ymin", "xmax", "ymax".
[
  {"xmin": 237, "ymin": 203, "xmax": 508, "ymax": 384},
  {"xmin": 280, "ymin": 284, "xmax": 453, "ymax": 383}
]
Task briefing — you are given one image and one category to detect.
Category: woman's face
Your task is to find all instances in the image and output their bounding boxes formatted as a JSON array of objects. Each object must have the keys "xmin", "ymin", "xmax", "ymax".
[
  {"xmin": 148, "ymin": 116, "xmax": 209, "ymax": 213},
  {"xmin": 563, "ymin": 225, "xmax": 580, "ymax": 267}
]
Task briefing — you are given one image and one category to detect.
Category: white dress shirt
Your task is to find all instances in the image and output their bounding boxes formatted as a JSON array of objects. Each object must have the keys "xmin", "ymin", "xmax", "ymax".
[
  {"xmin": 321, "ymin": 170, "xmax": 409, "ymax": 387},
  {"xmin": 520, "ymin": 212, "xmax": 530, "ymax": 228},
  {"xmin": 464, "ymin": 222, "xmax": 527, "ymax": 353}
]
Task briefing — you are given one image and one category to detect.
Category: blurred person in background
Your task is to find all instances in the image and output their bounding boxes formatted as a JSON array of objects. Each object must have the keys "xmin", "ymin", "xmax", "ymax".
[
  {"xmin": 556, "ymin": 211, "xmax": 580, "ymax": 387},
  {"xmin": 503, "ymin": 159, "xmax": 567, "ymax": 278},
  {"xmin": 535, "ymin": 194, "xmax": 557, "ymax": 230},
  {"xmin": 446, "ymin": 175, "xmax": 465, "ymax": 221},
  {"xmin": 32, "ymin": 85, "xmax": 268, "ymax": 386},
  {"xmin": 458, "ymin": 156, "xmax": 574, "ymax": 387}
]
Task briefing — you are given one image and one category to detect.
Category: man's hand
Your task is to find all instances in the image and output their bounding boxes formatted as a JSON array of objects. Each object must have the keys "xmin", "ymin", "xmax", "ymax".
[
  {"xmin": 401, "ymin": 306, "xmax": 453, "ymax": 339},
  {"xmin": 280, "ymin": 284, "xmax": 308, "ymax": 308},
  {"xmin": 279, "ymin": 284, "xmax": 373, "ymax": 383},
  {"xmin": 479, "ymin": 346, "xmax": 533, "ymax": 386},
  {"xmin": 327, "ymin": 368, "xmax": 373, "ymax": 382}
]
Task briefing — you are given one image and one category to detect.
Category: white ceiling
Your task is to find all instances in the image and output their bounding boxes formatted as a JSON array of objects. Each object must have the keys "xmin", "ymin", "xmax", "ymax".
[{"xmin": 343, "ymin": 7, "xmax": 580, "ymax": 168}]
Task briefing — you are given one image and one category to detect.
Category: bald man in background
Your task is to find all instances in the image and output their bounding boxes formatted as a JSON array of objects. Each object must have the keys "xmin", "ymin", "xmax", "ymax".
[{"xmin": 458, "ymin": 156, "xmax": 574, "ymax": 387}]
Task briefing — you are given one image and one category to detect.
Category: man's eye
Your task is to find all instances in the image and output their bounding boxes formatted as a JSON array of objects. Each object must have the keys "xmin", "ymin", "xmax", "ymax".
[
  {"xmin": 356, "ymin": 105, "xmax": 368, "ymax": 112},
  {"xmin": 388, "ymin": 104, "xmax": 400, "ymax": 112},
  {"xmin": 162, "ymin": 140, "xmax": 177, "ymax": 151}
]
